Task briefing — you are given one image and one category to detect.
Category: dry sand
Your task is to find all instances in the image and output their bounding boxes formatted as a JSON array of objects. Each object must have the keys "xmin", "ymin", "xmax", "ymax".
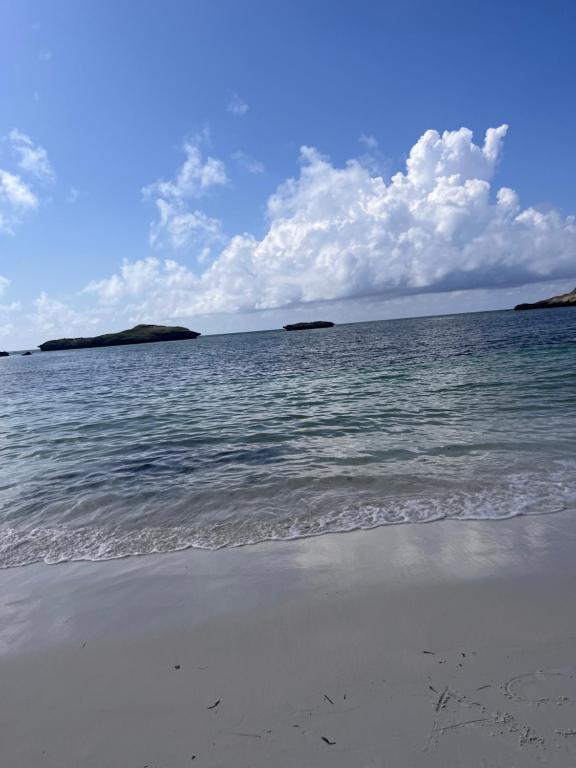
[{"xmin": 1, "ymin": 510, "xmax": 576, "ymax": 767}]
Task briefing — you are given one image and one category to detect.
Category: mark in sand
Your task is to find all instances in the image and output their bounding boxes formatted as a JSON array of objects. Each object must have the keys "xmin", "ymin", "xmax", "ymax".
[{"xmin": 503, "ymin": 670, "xmax": 576, "ymax": 705}]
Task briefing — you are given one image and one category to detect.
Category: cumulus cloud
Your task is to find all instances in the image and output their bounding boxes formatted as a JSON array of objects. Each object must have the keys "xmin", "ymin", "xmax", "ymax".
[
  {"xmin": 85, "ymin": 258, "xmax": 188, "ymax": 305},
  {"xmin": 0, "ymin": 276, "xmax": 11, "ymax": 296},
  {"xmin": 89, "ymin": 125, "xmax": 576, "ymax": 319},
  {"xmin": 34, "ymin": 292, "xmax": 81, "ymax": 329},
  {"xmin": 32, "ymin": 292, "xmax": 103, "ymax": 338},
  {"xmin": 143, "ymin": 136, "xmax": 227, "ymax": 252},
  {"xmin": 0, "ymin": 129, "xmax": 54, "ymax": 234},
  {"xmin": 227, "ymin": 92, "xmax": 249, "ymax": 116},
  {"xmin": 149, "ymin": 203, "xmax": 223, "ymax": 252}
]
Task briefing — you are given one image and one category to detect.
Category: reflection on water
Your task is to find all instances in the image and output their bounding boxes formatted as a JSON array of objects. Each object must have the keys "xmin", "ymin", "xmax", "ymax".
[{"xmin": 1, "ymin": 510, "xmax": 576, "ymax": 655}]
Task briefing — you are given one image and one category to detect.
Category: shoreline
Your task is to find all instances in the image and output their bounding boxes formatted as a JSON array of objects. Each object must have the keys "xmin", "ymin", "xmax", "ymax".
[
  {"xmin": 2, "ymin": 511, "xmax": 576, "ymax": 766},
  {"xmin": 2, "ymin": 499, "xmax": 573, "ymax": 570}
]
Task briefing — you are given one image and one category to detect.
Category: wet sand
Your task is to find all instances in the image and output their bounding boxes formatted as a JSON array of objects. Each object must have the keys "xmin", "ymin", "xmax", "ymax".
[{"xmin": 1, "ymin": 510, "xmax": 576, "ymax": 767}]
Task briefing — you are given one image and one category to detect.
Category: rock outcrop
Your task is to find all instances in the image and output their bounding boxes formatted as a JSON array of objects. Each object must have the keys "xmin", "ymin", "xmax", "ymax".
[
  {"xmin": 0, "ymin": 351, "xmax": 8, "ymax": 357},
  {"xmin": 515, "ymin": 287, "xmax": 576, "ymax": 311},
  {"xmin": 283, "ymin": 321, "xmax": 335, "ymax": 331},
  {"xmin": 39, "ymin": 324, "xmax": 201, "ymax": 351}
]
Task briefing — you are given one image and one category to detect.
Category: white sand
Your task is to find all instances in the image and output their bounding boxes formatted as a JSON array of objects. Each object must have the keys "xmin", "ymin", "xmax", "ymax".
[{"xmin": 1, "ymin": 510, "xmax": 576, "ymax": 767}]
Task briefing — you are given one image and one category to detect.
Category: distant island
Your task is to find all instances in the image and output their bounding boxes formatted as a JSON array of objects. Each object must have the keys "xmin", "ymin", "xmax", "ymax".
[
  {"xmin": 0, "ymin": 351, "xmax": 8, "ymax": 357},
  {"xmin": 514, "ymin": 287, "xmax": 576, "ymax": 311},
  {"xmin": 39, "ymin": 324, "xmax": 201, "ymax": 351},
  {"xmin": 283, "ymin": 321, "xmax": 335, "ymax": 331}
]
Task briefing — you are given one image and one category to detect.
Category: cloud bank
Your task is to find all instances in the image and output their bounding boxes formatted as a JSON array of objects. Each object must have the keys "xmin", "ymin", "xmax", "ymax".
[{"xmin": 87, "ymin": 125, "xmax": 576, "ymax": 321}]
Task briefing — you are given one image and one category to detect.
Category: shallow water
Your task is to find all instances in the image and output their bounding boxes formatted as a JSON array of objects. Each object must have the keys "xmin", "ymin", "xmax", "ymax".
[{"xmin": 1, "ymin": 309, "xmax": 575, "ymax": 567}]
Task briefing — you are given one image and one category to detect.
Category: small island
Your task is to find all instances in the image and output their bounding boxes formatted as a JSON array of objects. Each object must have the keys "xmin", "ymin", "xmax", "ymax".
[
  {"xmin": 283, "ymin": 321, "xmax": 335, "ymax": 331},
  {"xmin": 39, "ymin": 324, "xmax": 201, "ymax": 352},
  {"xmin": 514, "ymin": 287, "xmax": 576, "ymax": 311},
  {"xmin": 0, "ymin": 351, "xmax": 8, "ymax": 357}
]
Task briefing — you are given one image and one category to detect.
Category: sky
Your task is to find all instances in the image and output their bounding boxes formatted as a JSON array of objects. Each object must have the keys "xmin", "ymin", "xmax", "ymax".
[{"xmin": 1, "ymin": 0, "xmax": 576, "ymax": 349}]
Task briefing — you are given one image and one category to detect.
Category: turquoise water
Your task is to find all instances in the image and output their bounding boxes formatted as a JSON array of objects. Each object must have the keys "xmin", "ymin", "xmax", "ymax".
[{"xmin": 1, "ymin": 309, "xmax": 575, "ymax": 567}]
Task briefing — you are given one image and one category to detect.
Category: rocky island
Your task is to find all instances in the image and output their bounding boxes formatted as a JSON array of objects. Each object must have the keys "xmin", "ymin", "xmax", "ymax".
[
  {"xmin": 0, "ymin": 351, "xmax": 8, "ymax": 357},
  {"xmin": 283, "ymin": 321, "xmax": 335, "ymax": 331},
  {"xmin": 39, "ymin": 324, "xmax": 201, "ymax": 352},
  {"xmin": 514, "ymin": 287, "xmax": 576, "ymax": 311}
]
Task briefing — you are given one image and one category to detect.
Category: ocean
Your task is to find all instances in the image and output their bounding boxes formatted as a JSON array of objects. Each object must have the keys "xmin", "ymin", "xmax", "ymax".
[{"xmin": 1, "ymin": 309, "xmax": 575, "ymax": 567}]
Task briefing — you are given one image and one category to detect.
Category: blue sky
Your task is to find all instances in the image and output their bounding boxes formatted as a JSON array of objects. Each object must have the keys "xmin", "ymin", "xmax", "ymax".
[{"xmin": 1, "ymin": 0, "xmax": 576, "ymax": 348}]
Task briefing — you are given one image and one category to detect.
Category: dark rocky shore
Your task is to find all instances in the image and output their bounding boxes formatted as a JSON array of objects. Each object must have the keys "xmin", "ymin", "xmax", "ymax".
[
  {"xmin": 515, "ymin": 287, "xmax": 576, "ymax": 311},
  {"xmin": 39, "ymin": 324, "xmax": 201, "ymax": 351},
  {"xmin": 283, "ymin": 321, "xmax": 335, "ymax": 331}
]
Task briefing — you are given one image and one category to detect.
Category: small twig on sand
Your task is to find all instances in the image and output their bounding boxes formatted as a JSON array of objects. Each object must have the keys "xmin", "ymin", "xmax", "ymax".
[
  {"xmin": 435, "ymin": 687, "xmax": 450, "ymax": 712},
  {"xmin": 434, "ymin": 718, "xmax": 491, "ymax": 733}
]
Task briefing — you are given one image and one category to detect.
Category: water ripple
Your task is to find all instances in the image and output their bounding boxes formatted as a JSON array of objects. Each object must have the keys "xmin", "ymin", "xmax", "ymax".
[{"xmin": 1, "ymin": 309, "xmax": 575, "ymax": 566}]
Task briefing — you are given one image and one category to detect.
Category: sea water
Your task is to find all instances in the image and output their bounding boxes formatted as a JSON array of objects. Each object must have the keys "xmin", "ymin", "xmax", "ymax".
[{"xmin": 1, "ymin": 309, "xmax": 575, "ymax": 567}]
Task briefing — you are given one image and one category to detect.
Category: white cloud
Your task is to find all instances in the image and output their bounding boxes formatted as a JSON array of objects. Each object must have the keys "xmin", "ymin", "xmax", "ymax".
[
  {"xmin": 143, "ymin": 136, "xmax": 227, "ymax": 252},
  {"xmin": 232, "ymin": 150, "xmax": 265, "ymax": 175},
  {"xmin": 359, "ymin": 133, "xmax": 378, "ymax": 150},
  {"xmin": 85, "ymin": 258, "xmax": 180, "ymax": 304},
  {"xmin": 88, "ymin": 125, "xmax": 576, "ymax": 319},
  {"xmin": 34, "ymin": 292, "xmax": 81, "ymax": 329},
  {"xmin": 227, "ymin": 93, "xmax": 249, "ymax": 117},
  {"xmin": 8, "ymin": 129, "xmax": 54, "ymax": 181},
  {"xmin": 0, "ymin": 276, "xmax": 11, "ymax": 296},
  {"xmin": 0, "ymin": 169, "xmax": 38, "ymax": 234},
  {"xmin": 32, "ymin": 293, "xmax": 103, "ymax": 339},
  {"xmin": 0, "ymin": 170, "xmax": 37, "ymax": 210},
  {"xmin": 0, "ymin": 324, "xmax": 15, "ymax": 339},
  {"xmin": 0, "ymin": 129, "xmax": 54, "ymax": 234},
  {"xmin": 0, "ymin": 297, "xmax": 20, "ymax": 341},
  {"xmin": 143, "ymin": 138, "xmax": 227, "ymax": 202},
  {"xmin": 150, "ymin": 201, "xmax": 223, "ymax": 251}
]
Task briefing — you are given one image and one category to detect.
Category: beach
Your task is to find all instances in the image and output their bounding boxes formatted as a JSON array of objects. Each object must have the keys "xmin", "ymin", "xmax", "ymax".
[
  {"xmin": 4, "ymin": 1, "xmax": 576, "ymax": 764},
  {"xmin": 1, "ymin": 311, "xmax": 575, "ymax": 766},
  {"xmin": 2, "ymin": 509, "xmax": 576, "ymax": 767}
]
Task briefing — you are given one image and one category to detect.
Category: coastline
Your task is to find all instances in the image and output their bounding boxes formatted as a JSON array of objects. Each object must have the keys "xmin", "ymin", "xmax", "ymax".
[{"xmin": 2, "ymin": 511, "xmax": 576, "ymax": 766}]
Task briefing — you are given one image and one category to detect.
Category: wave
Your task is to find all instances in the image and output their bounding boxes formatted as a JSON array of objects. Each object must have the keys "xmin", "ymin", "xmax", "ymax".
[{"xmin": 1, "ymin": 469, "xmax": 574, "ymax": 568}]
